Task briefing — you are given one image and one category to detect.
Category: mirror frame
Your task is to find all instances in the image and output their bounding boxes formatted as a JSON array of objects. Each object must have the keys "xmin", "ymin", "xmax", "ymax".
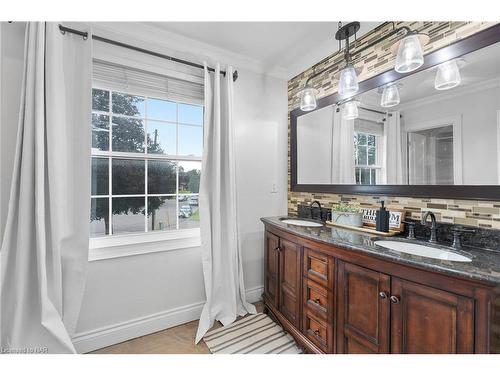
[{"xmin": 290, "ymin": 23, "xmax": 500, "ymax": 200}]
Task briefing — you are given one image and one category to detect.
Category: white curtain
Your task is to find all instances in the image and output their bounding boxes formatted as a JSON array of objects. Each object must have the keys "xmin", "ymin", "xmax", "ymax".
[
  {"xmin": 332, "ymin": 107, "xmax": 356, "ymax": 184},
  {"xmin": 383, "ymin": 111, "xmax": 404, "ymax": 184},
  {"xmin": 195, "ymin": 64, "xmax": 256, "ymax": 343},
  {"xmin": 0, "ymin": 22, "xmax": 91, "ymax": 353}
]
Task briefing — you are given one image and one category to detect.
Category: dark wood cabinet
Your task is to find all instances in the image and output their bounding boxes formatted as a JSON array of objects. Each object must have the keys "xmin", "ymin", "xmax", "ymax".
[
  {"xmin": 262, "ymin": 224, "xmax": 496, "ymax": 354},
  {"xmin": 263, "ymin": 233, "xmax": 302, "ymax": 328},
  {"xmin": 303, "ymin": 248, "xmax": 333, "ymax": 287},
  {"xmin": 303, "ymin": 277, "xmax": 334, "ymax": 352},
  {"xmin": 336, "ymin": 262, "xmax": 475, "ymax": 354},
  {"xmin": 279, "ymin": 239, "xmax": 301, "ymax": 328},
  {"xmin": 390, "ymin": 277, "xmax": 475, "ymax": 353},
  {"xmin": 337, "ymin": 261, "xmax": 390, "ymax": 354},
  {"xmin": 264, "ymin": 232, "xmax": 280, "ymax": 309}
]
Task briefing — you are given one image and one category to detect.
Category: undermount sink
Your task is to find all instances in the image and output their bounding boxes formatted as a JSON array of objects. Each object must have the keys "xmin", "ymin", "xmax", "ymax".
[
  {"xmin": 280, "ymin": 218, "xmax": 323, "ymax": 227},
  {"xmin": 374, "ymin": 240, "xmax": 472, "ymax": 262}
]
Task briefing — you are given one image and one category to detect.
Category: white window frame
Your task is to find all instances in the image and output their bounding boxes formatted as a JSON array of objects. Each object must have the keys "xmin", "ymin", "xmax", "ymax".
[
  {"xmin": 89, "ymin": 86, "xmax": 203, "ymax": 260},
  {"xmin": 354, "ymin": 131, "xmax": 382, "ymax": 185}
]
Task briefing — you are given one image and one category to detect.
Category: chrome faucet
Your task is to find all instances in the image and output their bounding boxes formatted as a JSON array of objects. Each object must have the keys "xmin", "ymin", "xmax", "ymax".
[
  {"xmin": 310, "ymin": 201, "xmax": 322, "ymax": 221},
  {"xmin": 421, "ymin": 211, "xmax": 438, "ymax": 244}
]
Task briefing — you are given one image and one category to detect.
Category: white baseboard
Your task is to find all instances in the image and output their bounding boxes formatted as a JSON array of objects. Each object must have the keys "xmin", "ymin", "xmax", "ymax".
[
  {"xmin": 72, "ymin": 285, "xmax": 263, "ymax": 353},
  {"xmin": 245, "ymin": 285, "xmax": 264, "ymax": 304}
]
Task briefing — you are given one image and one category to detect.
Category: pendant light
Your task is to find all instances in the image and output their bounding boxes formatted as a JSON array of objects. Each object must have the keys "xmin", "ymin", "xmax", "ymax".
[
  {"xmin": 380, "ymin": 83, "xmax": 400, "ymax": 107},
  {"xmin": 335, "ymin": 22, "xmax": 362, "ymax": 98},
  {"xmin": 338, "ymin": 64, "xmax": 359, "ymax": 97},
  {"xmin": 393, "ymin": 32, "xmax": 429, "ymax": 73},
  {"xmin": 434, "ymin": 59, "xmax": 462, "ymax": 90},
  {"xmin": 299, "ymin": 85, "xmax": 318, "ymax": 111},
  {"xmin": 343, "ymin": 100, "xmax": 359, "ymax": 120}
]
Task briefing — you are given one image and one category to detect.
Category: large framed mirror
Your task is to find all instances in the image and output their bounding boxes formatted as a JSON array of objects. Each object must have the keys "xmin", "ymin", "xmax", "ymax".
[{"xmin": 290, "ymin": 24, "xmax": 500, "ymax": 199}]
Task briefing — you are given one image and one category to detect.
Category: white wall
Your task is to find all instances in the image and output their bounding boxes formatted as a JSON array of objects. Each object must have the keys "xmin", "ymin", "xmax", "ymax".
[
  {"xmin": 0, "ymin": 22, "xmax": 288, "ymax": 352},
  {"xmin": 233, "ymin": 68, "xmax": 288, "ymax": 292},
  {"xmin": 402, "ymin": 83, "xmax": 500, "ymax": 185},
  {"xmin": 73, "ymin": 66, "xmax": 287, "ymax": 352},
  {"xmin": 0, "ymin": 22, "xmax": 26, "ymax": 243}
]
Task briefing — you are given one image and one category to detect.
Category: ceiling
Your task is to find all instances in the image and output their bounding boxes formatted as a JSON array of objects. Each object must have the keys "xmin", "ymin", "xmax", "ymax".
[{"xmin": 145, "ymin": 22, "xmax": 381, "ymax": 78}]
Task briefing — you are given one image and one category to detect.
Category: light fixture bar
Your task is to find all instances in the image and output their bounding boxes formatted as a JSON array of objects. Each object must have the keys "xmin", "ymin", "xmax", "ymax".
[
  {"xmin": 302, "ymin": 22, "xmax": 426, "ymax": 89},
  {"xmin": 352, "ymin": 22, "xmax": 412, "ymax": 57}
]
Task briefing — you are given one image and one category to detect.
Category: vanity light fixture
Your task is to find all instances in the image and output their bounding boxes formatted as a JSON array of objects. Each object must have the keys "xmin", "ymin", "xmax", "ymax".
[
  {"xmin": 299, "ymin": 85, "xmax": 318, "ymax": 111},
  {"xmin": 297, "ymin": 22, "xmax": 429, "ymax": 112},
  {"xmin": 393, "ymin": 32, "xmax": 429, "ymax": 73},
  {"xmin": 434, "ymin": 59, "xmax": 463, "ymax": 90},
  {"xmin": 335, "ymin": 22, "xmax": 362, "ymax": 98},
  {"xmin": 338, "ymin": 64, "xmax": 359, "ymax": 97},
  {"xmin": 343, "ymin": 100, "xmax": 360, "ymax": 120},
  {"xmin": 380, "ymin": 83, "xmax": 401, "ymax": 107}
]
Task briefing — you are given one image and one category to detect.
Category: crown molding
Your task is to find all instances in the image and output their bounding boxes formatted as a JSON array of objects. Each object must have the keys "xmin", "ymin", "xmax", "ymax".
[{"xmin": 89, "ymin": 22, "xmax": 288, "ymax": 80}]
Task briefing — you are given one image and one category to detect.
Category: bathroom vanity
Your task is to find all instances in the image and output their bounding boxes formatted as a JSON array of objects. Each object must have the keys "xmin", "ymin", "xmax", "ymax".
[{"xmin": 261, "ymin": 217, "xmax": 500, "ymax": 354}]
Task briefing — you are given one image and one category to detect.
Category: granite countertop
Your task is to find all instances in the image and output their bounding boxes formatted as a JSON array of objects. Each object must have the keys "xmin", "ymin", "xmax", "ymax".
[{"xmin": 261, "ymin": 216, "xmax": 500, "ymax": 285}]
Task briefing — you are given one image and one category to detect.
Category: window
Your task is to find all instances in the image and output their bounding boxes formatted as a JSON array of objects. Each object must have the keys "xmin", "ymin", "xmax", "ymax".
[
  {"xmin": 354, "ymin": 132, "xmax": 381, "ymax": 185},
  {"xmin": 90, "ymin": 88, "xmax": 203, "ymax": 237}
]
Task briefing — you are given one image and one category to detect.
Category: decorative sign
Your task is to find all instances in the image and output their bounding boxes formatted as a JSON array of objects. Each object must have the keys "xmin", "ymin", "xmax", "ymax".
[
  {"xmin": 362, "ymin": 208, "xmax": 405, "ymax": 231},
  {"xmin": 362, "ymin": 208, "xmax": 378, "ymax": 225}
]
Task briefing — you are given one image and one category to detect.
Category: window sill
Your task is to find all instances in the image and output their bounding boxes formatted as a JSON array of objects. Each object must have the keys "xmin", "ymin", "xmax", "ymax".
[{"xmin": 88, "ymin": 228, "xmax": 201, "ymax": 261}]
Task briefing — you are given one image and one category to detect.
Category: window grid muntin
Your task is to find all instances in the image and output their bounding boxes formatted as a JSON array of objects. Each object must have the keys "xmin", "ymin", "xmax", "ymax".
[
  {"xmin": 91, "ymin": 87, "xmax": 202, "ymax": 237},
  {"xmin": 355, "ymin": 167, "xmax": 378, "ymax": 185},
  {"xmin": 354, "ymin": 132, "xmax": 381, "ymax": 185}
]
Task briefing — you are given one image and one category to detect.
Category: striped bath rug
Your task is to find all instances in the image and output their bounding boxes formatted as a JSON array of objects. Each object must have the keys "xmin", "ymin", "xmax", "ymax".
[{"xmin": 203, "ymin": 313, "xmax": 302, "ymax": 354}]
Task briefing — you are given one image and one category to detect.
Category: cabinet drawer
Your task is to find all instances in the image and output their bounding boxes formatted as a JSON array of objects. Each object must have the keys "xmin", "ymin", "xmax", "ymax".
[
  {"xmin": 303, "ymin": 278, "xmax": 329, "ymax": 320},
  {"xmin": 303, "ymin": 248, "xmax": 334, "ymax": 287},
  {"xmin": 303, "ymin": 309, "xmax": 329, "ymax": 352}
]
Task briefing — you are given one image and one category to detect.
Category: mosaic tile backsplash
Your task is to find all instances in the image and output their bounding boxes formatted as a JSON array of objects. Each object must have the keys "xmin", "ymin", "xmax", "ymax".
[{"xmin": 287, "ymin": 21, "xmax": 500, "ymax": 230}]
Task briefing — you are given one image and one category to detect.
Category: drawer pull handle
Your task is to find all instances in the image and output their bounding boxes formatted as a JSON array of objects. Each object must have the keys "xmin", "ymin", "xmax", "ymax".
[
  {"xmin": 314, "ymin": 298, "xmax": 322, "ymax": 305},
  {"xmin": 390, "ymin": 295, "xmax": 400, "ymax": 304},
  {"xmin": 274, "ymin": 246, "xmax": 281, "ymax": 252},
  {"xmin": 379, "ymin": 292, "xmax": 388, "ymax": 300},
  {"xmin": 314, "ymin": 329, "xmax": 320, "ymax": 336}
]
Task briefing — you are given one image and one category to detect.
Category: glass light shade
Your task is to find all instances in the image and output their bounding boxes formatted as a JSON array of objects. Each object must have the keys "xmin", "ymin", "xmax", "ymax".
[
  {"xmin": 300, "ymin": 87, "xmax": 317, "ymax": 111},
  {"xmin": 343, "ymin": 101, "xmax": 359, "ymax": 120},
  {"xmin": 395, "ymin": 34, "xmax": 424, "ymax": 73},
  {"xmin": 338, "ymin": 65, "xmax": 359, "ymax": 97},
  {"xmin": 434, "ymin": 60, "xmax": 461, "ymax": 90},
  {"xmin": 381, "ymin": 84, "xmax": 400, "ymax": 107}
]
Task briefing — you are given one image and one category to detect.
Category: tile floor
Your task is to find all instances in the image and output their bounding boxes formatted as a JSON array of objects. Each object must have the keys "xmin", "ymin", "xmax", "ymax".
[{"xmin": 91, "ymin": 302, "xmax": 264, "ymax": 354}]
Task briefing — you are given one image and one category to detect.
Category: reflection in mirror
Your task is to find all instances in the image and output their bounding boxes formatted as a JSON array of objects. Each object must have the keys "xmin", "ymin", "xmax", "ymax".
[
  {"xmin": 408, "ymin": 125, "xmax": 454, "ymax": 185},
  {"xmin": 297, "ymin": 105, "xmax": 334, "ymax": 184},
  {"xmin": 296, "ymin": 41, "xmax": 500, "ymax": 186}
]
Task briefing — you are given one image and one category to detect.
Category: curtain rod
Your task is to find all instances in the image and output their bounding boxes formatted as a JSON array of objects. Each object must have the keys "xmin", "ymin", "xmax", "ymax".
[
  {"xmin": 336, "ymin": 105, "xmax": 393, "ymax": 117},
  {"xmin": 359, "ymin": 107, "xmax": 392, "ymax": 117},
  {"xmin": 58, "ymin": 24, "xmax": 239, "ymax": 82}
]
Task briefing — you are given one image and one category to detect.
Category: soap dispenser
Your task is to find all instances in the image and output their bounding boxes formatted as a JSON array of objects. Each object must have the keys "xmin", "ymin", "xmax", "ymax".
[{"xmin": 376, "ymin": 201, "xmax": 390, "ymax": 232}]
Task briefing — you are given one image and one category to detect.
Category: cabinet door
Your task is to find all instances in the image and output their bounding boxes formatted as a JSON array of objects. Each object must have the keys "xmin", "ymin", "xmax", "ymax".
[
  {"xmin": 337, "ymin": 261, "xmax": 391, "ymax": 353},
  {"xmin": 264, "ymin": 231, "xmax": 280, "ymax": 309},
  {"xmin": 390, "ymin": 278, "xmax": 475, "ymax": 354},
  {"xmin": 279, "ymin": 238, "xmax": 302, "ymax": 328}
]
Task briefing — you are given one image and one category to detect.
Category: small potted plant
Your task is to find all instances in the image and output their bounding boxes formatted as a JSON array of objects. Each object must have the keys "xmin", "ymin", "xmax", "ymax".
[{"xmin": 331, "ymin": 204, "xmax": 364, "ymax": 227}]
